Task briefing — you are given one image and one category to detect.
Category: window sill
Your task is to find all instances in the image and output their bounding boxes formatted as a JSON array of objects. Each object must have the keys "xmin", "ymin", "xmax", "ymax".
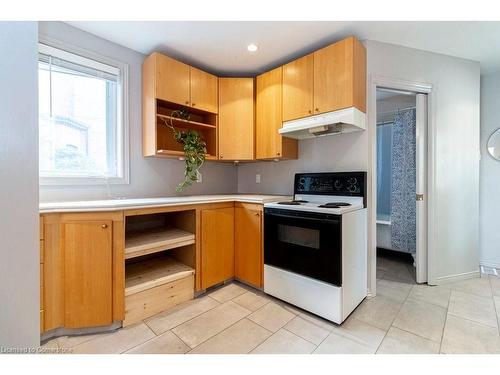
[{"xmin": 39, "ymin": 175, "xmax": 129, "ymax": 187}]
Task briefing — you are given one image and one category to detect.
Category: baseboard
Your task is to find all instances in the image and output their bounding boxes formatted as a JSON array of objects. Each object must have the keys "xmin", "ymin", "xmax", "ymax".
[
  {"xmin": 434, "ymin": 270, "xmax": 480, "ymax": 285},
  {"xmin": 479, "ymin": 260, "xmax": 500, "ymax": 270}
]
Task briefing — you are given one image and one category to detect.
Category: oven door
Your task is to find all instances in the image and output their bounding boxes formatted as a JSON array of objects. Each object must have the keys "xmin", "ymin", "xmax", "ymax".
[{"xmin": 264, "ymin": 207, "xmax": 342, "ymax": 286}]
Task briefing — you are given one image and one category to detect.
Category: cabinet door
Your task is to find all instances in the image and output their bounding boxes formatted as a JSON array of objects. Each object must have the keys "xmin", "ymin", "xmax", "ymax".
[
  {"xmin": 63, "ymin": 221, "xmax": 113, "ymax": 328},
  {"xmin": 257, "ymin": 67, "xmax": 281, "ymax": 159},
  {"xmin": 190, "ymin": 67, "xmax": 218, "ymax": 113},
  {"xmin": 218, "ymin": 78, "xmax": 255, "ymax": 160},
  {"xmin": 235, "ymin": 205, "xmax": 263, "ymax": 288},
  {"xmin": 313, "ymin": 37, "xmax": 366, "ymax": 114},
  {"xmin": 155, "ymin": 53, "xmax": 190, "ymax": 106},
  {"xmin": 201, "ymin": 207, "xmax": 235, "ymax": 289},
  {"xmin": 282, "ymin": 53, "xmax": 314, "ymax": 121}
]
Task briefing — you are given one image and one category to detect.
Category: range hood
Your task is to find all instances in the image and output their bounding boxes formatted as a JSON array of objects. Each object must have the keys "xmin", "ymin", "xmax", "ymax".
[{"xmin": 278, "ymin": 107, "xmax": 366, "ymax": 139}]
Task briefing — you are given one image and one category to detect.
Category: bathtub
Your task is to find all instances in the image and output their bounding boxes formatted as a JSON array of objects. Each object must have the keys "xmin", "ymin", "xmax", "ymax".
[{"xmin": 376, "ymin": 214, "xmax": 392, "ymax": 250}]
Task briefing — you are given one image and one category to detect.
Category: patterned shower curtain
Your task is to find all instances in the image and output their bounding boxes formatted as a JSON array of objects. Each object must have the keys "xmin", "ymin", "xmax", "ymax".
[{"xmin": 390, "ymin": 108, "xmax": 416, "ymax": 253}]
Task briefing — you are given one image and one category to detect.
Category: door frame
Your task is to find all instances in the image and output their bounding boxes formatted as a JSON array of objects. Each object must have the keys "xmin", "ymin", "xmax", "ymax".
[{"xmin": 367, "ymin": 75, "xmax": 436, "ymax": 297}]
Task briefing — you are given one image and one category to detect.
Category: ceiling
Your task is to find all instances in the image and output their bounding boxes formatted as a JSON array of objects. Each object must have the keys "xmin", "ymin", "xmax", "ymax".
[{"xmin": 66, "ymin": 21, "xmax": 500, "ymax": 75}]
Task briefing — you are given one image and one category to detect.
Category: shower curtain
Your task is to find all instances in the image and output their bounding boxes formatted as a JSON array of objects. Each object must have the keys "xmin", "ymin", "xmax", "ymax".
[{"xmin": 390, "ymin": 108, "xmax": 416, "ymax": 254}]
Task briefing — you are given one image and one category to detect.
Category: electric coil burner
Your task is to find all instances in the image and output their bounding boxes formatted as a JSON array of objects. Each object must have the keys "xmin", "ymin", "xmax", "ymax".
[{"xmin": 263, "ymin": 172, "xmax": 367, "ymax": 324}]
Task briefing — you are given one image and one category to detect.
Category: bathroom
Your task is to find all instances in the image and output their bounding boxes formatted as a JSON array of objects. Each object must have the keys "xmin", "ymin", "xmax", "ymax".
[{"xmin": 376, "ymin": 88, "xmax": 419, "ymax": 284}]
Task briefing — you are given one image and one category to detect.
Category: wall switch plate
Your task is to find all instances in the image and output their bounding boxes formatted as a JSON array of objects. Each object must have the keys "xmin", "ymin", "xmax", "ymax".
[
  {"xmin": 256, "ymin": 174, "xmax": 261, "ymax": 184},
  {"xmin": 197, "ymin": 171, "xmax": 202, "ymax": 183}
]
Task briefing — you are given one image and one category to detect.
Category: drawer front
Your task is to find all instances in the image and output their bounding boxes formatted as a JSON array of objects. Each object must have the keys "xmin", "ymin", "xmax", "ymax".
[{"xmin": 124, "ymin": 275, "xmax": 194, "ymax": 327}]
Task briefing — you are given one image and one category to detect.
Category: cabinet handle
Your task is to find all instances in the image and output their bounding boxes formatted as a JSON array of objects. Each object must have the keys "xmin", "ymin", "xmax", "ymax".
[
  {"xmin": 276, "ymin": 152, "xmax": 281, "ymax": 156},
  {"xmin": 101, "ymin": 224, "xmax": 108, "ymax": 229},
  {"xmin": 220, "ymin": 154, "xmax": 223, "ymax": 159},
  {"xmin": 185, "ymin": 101, "xmax": 190, "ymax": 105},
  {"xmin": 255, "ymin": 212, "xmax": 260, "ymax": 217},
  {"xmin": 308, "ymin": 109, "xmax": 312, "ymax": 114},
  {"xmin": 315, "ymin": 108, "xmax": 319, "ymax": 112},
  {"xmin": 192, "ymin": 103, "xmax": 196, "ymax": 107}
]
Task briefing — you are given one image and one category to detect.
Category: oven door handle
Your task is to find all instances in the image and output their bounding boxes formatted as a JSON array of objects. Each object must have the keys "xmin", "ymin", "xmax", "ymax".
[{"xmin": 265, "ymin": 212, "xmax": 340, "ymax": 224}]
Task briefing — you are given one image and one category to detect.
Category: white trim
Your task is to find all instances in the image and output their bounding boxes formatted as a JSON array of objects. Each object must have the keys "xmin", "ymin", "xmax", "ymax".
[
  {"xmin": 38, "ymin": 34, "xmax": 130, "ymax": 187},
  {"xmin": 368, "ymin": 75, "xmax": 435, "ymax": 296},
  {"xmin": 434, "ymin": 270, "xmax": 480, "ymax": 285},
  {"xmin": 480, "ymin": 260, "xmax": 500, "ymax": 270}
]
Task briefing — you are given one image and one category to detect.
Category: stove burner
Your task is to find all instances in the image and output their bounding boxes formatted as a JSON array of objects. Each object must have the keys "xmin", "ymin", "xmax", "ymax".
[
  {"xmin": 293, "ymin": 200, "xmax": 309, "ymax": 203},
  {"xmin": 277, "ymin": 200, "xmax": 309, "ymax": 205},
  {"xmin": 318, "ymin": 202, "xmax": 352, "ymax": 208}
]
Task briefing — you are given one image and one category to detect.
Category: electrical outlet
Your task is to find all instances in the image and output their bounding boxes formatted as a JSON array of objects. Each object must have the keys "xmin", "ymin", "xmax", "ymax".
[
  {"xmin": 197, "ymin": 171, "xmax": 202, "ymax": 183},
  {"xmin": 256, "ymin": 174, "xmax": 261, "ymax": 184}
]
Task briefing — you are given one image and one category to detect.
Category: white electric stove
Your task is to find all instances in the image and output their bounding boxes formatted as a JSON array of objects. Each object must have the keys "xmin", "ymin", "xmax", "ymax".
[{"xmin": 263, "ymin": 172, "xmax": 367, "ymax": 324}]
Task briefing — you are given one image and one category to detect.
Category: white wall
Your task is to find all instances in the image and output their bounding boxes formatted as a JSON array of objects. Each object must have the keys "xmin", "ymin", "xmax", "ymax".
[
  {"xmin": 239, "ymin": 40, "xmax": 481, "ymax": 286},
  {"xmin": 38, "ymin": 22, "xmax": 237, "ymax": 203},
  {"xmin": 480, "ymin": 71, "xmax": 500, "ymax": 269},
  {"xmin": 0, "ymin": 22, "xmax": 40, "ymax": 348}
]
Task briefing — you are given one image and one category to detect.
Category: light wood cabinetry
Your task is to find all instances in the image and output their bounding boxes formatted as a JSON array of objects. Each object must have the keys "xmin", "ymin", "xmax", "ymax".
[
  {"xmin": 256, "ymin": 67, "xmax": 298, "ymax": 160},
  {"xmin": 155, "ymin": 53, "xmax": 191, "ymax": 106},
  {"xmin": 63, "ymin": 221, "xmax": 113, "ymax": 328},
  {"xmin": 40, "ymin": 212, "xmax": 124, "ymax": 333},
  {"xmin": 282, "ymin": 53, "xmax": 314, "ymax": 121},
  {"xmin": 218, "ymin": 78, "xmax": 255, "ymax": 161},
  {"xmin": 313, "ymin": 36, "xmax": 366, "ymax": 114},
  {"xmin": 282, "ymin": 37, "xmax": 366, "ymax": 121},
  {"xmin": 190, "ymin": 66, "xmax": 218, "ymax": 113},
  {"xmin": 200, "ymin": 205, "xmax": 235, "ymax": 289},
  {"xmin": 235, "ymin": 203, "xmax": 263, "ymax": 288}
]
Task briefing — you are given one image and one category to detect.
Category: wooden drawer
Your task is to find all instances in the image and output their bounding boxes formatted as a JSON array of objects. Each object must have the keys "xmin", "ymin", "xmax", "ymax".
[{"xmin": 124, "ymin": 275, "xmax": 194, "ymax": 327}]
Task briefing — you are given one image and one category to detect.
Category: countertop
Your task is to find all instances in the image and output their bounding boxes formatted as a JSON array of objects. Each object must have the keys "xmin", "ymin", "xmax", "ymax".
[{"xmin": 39, "ymin": 194, "xmax": 292, "ymax": 213}]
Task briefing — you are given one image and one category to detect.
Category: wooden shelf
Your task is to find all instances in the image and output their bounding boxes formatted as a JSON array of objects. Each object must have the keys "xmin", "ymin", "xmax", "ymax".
[
  {"xmin": 125, "ymin": 227, "xmax": 195, "ymax": 259},
  {"xmin": 125, "ymin": 256, "xmax": 194, "ymax": 296},
  {"xmin": 157, "ymin": 113, "xmax": 216, "ymax": 131},
  {"xmin": 156, "ymin": 149, "xmax": 217, "ymax": 160}
]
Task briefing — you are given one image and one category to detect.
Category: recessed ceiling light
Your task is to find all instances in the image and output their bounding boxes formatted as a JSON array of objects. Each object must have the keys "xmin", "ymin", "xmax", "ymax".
[{"xmin": 247, "ymin": 43, "xmax": 258, "ymax": 52}]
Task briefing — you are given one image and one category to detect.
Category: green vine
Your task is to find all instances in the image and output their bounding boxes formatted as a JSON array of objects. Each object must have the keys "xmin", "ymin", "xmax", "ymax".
[{"xmin": 162, "ymin": 110, "xmax": 207, "ymax": 192}]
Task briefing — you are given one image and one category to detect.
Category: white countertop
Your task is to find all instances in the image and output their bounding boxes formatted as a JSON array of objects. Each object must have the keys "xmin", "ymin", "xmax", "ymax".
[{"xmin": 39, "ymin": 194, "xmax": 292, "ymax": 213}]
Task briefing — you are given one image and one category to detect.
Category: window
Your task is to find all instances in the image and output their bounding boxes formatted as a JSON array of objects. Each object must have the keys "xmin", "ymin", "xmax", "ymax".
[{"xmin": 38, "ymin": 42, "xmax": 128, "ymax": 185}]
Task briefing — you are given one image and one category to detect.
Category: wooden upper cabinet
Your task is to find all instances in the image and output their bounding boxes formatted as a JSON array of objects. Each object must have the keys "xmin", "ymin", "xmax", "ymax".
[
  {"xmin": 282, "ymin": 53, "xmax": 314, "ymax": 121},
  {"xmin": 256, "ymin": 67, "xmax": 297, "ymax": 160},
  {"xmin": 235, "ymin": 204, "xmax": 263, "ymax": 288},
  {"xmin": 201, "ymin": 206, "xmax": 235, "ymax": 289},
  {"xmin": 63, "ymin": 221, "xmax": 113, "ymax": 329},
  {"xmin": 218, "ymin": 78, "xmax": 255, "ymax": 161},
  {"xmin": 190, "ymin": 67, "xmax": 218, "ymax": 113},
  {"xmin": 155, "ymin": 53, "xmax": 190, "ymax": 106},
  {"xmin": 313, "ymin": 36, "xmax": 367, "ymax": 114}
]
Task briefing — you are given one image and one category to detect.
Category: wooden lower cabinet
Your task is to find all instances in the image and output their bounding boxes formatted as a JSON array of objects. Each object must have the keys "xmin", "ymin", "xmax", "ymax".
[
  {"xmin": 235, "ymin": 203, "xmax": 263, "ymax": 288},
  {"xmin": 41, "ymin": 212, "xmax": 124, "ymax": 333},
  {"xmin": 63, "ymin": 221, "xmax": 113, "ymax": 328},
  {"xmin": 200, "ymin": 205, "xmax": 235, "ymax": 289}
]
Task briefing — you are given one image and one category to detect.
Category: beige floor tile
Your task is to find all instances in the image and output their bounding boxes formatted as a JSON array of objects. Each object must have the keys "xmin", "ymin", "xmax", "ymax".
[
  {"xmin": 208, "ymin": 283, "xmax": 248, "ymax": 303},
  {"xmin": 392, "ymin": 298, "xmax": 446, "ymax": 342},
  {"xmin": 380, "ymin": 260, "xmax": 416, "ymax": 284},
  {"xmin": 314, "ymin": 332, "xmax": 374, "ymax": 354},
  {"xmin": 351, "ymin": 295, "xmax": 402, "ymax": 331},
  {"xmin": 447, "ymin": 276, "xmax": 492, "ymax": 297},
  {"xmin": 232, "ymin": 291, "xmax": 270, "ymax": 312},
  {"xmin": 71, "ymin": 323, "xmax": 155, "ymax": 354},
  {"xmin": 377, "ymin": 327, "xmax": 440, "ymax": 354},
  {"xmin": 441, "ymin": 314, "xmax": 500, "ymax": 354},
  {"xmin": 125, "ymin": 331, "xmax": 190, "ymax": 354},
  {"xmin": 408, "ymin": 284, "xmax": 451, "ymax": 308},
  {"xmin": 172, "ymin": 301, "xmax": 251, "ymax": 348},
  {"xmin": 284, "ymin": 316, "xmax": 330, "ymax": 345},
  {"xmin": 189, "ymin": 319, "xmax": 271, "ymax": 354},
  {"xmin": 248, "ymin": 301, "xmax": 296, "ymax": 332},
  {"xmin": 494, "ymin": 296, "xmax": 500, "ymax": 332},
  {"xmin": 376, "ymin": 270, "xmax": 386, "ymax": 280},
  {"xmin": 376, "ymin": 279, "xmax": 413, "ymax": 302},
  {"xmin": 251, "ymin": 329, "xmax": 316, "ymax": 354},
  {"xmin": 145, "ymin": 296, "xmax": 220, "ymax": 335},
  {"xmin": 490, "ymin": 276, "xmax": 500, "ymax": 297},
  {"xmin": 332, "ymin": 317, "xmax": 386, "ymax": 349},
  {"xmin": 296, "ymin": 310, "xmax": 337, "ymax": 332},
  {"xmin": 448, "ymin": 290, "xmax": 498, "ymax": 328}
]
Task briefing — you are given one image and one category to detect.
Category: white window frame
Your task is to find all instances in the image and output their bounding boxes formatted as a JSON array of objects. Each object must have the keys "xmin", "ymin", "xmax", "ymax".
[{"xmin": 38, "ymin": 36, "xmax": 130, "ymax": 186}]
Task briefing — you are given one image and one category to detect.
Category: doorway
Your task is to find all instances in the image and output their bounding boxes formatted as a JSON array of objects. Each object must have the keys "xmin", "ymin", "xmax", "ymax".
[{"xmin": 375, "ymin": 88, "xmax": 428, "ymax": 285}]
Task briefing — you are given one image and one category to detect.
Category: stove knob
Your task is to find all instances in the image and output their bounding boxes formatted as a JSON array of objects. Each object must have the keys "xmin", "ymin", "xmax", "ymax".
[{"xmin": 334, "ymin": 180, "xmax": 342, "ymax": 190}]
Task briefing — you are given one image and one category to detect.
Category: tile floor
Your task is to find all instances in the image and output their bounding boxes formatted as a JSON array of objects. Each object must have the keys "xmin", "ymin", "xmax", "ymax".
[{"xmin": 42, "ymin": 255, "xmax": 500, "ymax": 354}]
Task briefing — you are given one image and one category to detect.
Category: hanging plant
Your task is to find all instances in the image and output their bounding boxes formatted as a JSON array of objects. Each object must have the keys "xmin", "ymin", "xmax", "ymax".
[{"xmin": 161, "ymin": 110, "xmax": 207, "ymax": 192}]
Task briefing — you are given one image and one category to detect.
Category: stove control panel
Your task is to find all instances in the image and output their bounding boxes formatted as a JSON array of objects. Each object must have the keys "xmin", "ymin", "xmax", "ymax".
[{"xmin": 294, "ymin": 172, "xmax": 366, "ymax": 197}]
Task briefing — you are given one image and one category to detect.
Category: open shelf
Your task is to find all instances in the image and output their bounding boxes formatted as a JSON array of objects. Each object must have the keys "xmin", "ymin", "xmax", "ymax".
[
  {"xmin": 125, "ymin": 227, "xmax": 195, "ymax": 260},
  {"xmin": 157, "ymin": 113, "xmax": 216, "ymax": 131},
  {"xmin": 156, "ymin": 149, "xmax": 217, "ymax": 160},
  {"xmin": 125, "ymin": 256, "xmax": 194, "ymax": 296}
]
